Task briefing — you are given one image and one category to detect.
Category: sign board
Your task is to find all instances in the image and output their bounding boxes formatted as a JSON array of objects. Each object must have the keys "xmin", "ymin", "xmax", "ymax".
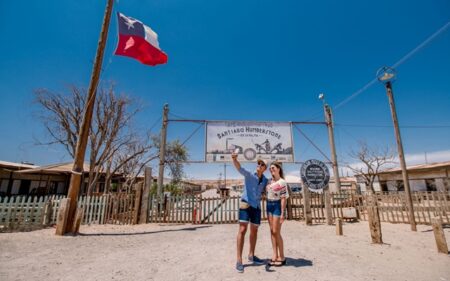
[
  {"xmin": 205, "ymin": 121, "xmax": 294, "ymax": 162},
  {"xmin": 300, "ymin": 159, "xmax": 330, "ymax": 191}
]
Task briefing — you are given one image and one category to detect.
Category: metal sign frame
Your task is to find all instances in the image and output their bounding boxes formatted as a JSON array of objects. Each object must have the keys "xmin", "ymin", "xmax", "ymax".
[{"xmin": 167, "ymin": 118, "xmax": 327, "ymax": 164}]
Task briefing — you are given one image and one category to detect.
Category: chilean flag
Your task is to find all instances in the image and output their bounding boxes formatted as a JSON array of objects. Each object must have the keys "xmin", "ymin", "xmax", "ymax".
[{"xmin": 114, "ymin": 13, "xmax": 168, "ymax": 66}]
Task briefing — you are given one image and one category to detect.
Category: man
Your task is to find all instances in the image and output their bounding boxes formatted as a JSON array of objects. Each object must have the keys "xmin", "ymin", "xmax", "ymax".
[{"xmin": 232, "ymin": 152, "xmax": 268, "ymax": 273}]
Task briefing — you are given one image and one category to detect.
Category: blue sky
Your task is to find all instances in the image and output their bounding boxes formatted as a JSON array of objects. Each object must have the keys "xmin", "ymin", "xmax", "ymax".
[{"xmin": 0, "ymin": 0, "xmax": 449, "ymax": 180}]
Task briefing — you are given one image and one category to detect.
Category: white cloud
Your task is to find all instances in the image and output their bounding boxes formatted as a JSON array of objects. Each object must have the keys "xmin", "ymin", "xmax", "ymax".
[{"xmin": 342, "ymin": 149, "xmax": 450, "ymax": 176}]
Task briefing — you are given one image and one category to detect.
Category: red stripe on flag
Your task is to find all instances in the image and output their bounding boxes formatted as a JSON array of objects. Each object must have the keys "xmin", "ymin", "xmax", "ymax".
[{"xmin": 115, "ymin": 34, "xmax": 168, "ymax": 66}]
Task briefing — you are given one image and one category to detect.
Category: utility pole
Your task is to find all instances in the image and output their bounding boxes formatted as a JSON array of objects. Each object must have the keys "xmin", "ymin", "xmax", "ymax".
[
  {"xmin": 157, "ymin": 104, "xmax": 169, "ymax": 197},
  {"xmin": 218, "ymin": 173, "xmax": 223, "ymax": 189},
  {"xmin": 60, "ymin": 0, "xmax": 114, "ymax": 234},
  {"xmin": 320, "ymin": 94, "xmax": 341, "ymax": 192},
  {"xmin": 385, "ymin": 81, "xmax": 417, "ymax": 231},
  {"xmin": 377, "ymin": 66, "xmax": 416, "ymax": 231},
  {"xmin": 224, "ymin": 163, "xmax": 227, "ymax": 189}
]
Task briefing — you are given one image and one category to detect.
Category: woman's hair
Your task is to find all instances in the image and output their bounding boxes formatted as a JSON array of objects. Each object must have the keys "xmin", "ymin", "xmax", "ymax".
[{"xmin": 270, "ymin": 161, "xmax": 284, "ymax": 179}]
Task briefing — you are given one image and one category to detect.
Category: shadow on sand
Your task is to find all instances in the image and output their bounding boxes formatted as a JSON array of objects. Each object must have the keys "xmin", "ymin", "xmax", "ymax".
[
  {"xmin": 77, "ymin": 225, "xmax": 212, "ymax": 237},
  {"xmin": 264, "ymin": 257, "xmax": 313, "ymax": 272}
]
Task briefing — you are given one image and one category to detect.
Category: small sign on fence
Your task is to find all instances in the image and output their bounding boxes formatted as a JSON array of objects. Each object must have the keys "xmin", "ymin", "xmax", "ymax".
[{"xmin": 301, "ymin": 159, "xmax": 330, "ymax": 192}]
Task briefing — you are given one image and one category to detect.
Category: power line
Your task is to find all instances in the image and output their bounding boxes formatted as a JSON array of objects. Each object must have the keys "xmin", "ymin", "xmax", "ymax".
[
  {"xmin": 169, "ymin": 112, "xmax": 192, "ymax": 121},
  {"xmin": 335, "ymin": 123, "xmax": 450, "ymax": 129},
  {"xmin": 293, "ymin": 124, "xmax": 331, "ymax": 162},
  {"xmin": 149, "ymin": 116, "xmax": 162, "ymax": 133},
  {"xmin": 181, "ymin": 123, "xmax": 204, "ymax": 146},
  {"xmin": 333, "ymin": 21, "xmax": 450, "ymax": 111},
  {"xmin": 392, "ymin": 21, "xmax": 450, "ymax": 69}
]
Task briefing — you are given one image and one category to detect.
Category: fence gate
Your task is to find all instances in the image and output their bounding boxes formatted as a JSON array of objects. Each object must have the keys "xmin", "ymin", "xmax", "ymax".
[{"xmin": 102, "ymin": 193, "xmax": 137, "ymax": 225}]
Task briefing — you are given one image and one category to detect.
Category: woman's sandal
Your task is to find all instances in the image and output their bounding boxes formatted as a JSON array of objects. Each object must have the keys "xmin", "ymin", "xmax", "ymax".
[
  {"xmin": 268, "ymin": 259, "xmax": 278, "ymax": 266},
  {"xmin": 274, "ymin": 259, "xmax": 286, "ymax": 267}
]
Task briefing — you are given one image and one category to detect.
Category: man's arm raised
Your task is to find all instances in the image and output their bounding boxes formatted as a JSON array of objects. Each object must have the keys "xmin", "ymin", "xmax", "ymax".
[
  {"xmin": 232, "ymin": 152, "xmax": 252, "ymax": 178},
  {"xmin": 231, "ymin": 152, "xmax": 241, "ymax": 171}
]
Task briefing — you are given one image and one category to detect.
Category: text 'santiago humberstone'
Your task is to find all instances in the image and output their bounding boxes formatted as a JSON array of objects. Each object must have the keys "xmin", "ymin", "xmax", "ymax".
[{"xmin": 205, "ymin": 121, "xmax": 294, "ymax": 163}]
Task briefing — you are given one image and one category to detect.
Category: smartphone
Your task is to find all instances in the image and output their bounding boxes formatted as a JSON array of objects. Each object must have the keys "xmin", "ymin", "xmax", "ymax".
[{"xmin": 234, "ymin": 148, "xmax": 240, "ymax": 154}]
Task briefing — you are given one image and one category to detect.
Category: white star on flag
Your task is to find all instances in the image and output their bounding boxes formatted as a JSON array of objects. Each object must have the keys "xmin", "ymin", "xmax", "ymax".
[{"xmin": 121, "ymin": 15, "xmax": 138, "ymax": 29}]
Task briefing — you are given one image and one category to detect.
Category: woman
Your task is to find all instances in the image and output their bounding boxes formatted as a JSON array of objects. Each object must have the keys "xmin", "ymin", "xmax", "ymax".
[{"xmin": 266, "ymin": 161, "xmax": 288, "ymax": 266}]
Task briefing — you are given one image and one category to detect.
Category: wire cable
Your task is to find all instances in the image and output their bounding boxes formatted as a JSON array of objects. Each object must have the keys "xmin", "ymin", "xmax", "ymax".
[
  {"xmin": 293, "ymin": 124, "xmax": 331, "ymax": 162},
  {"xmin": 181, "ymin": 123, "xmax": 204, "ymax": 146},
  {"xmin": 333, "ymin": 21, "xmax": 450, "ymax": 111},
  {"xmin": 335, "ymin": 123, "xmax": 450, "ymax": 129}
]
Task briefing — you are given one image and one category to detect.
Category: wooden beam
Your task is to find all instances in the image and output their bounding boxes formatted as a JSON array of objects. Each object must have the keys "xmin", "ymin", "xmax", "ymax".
[
  {"xmin": 72, "ymin": 207, "xmax": 84, "ymax": 234},
  {"xmin": 139, "ymin": 167, "xmax": 152, "ymax": 224},
  {"xmin": 432, "ymin": 217, "xmax": 449, "ymax": 254},
  {"xmin": 367, "ymin": 205, "xmax": 383, "ymax": 244},
  {"xmin": 303, "ymin": 187, "xmax": 312, "ymax": 225},
  {"xmin": 133, "ymin": 182, "xmax": 143, "ymax": 224},
  {"xmin": 55, "ymin": 198, "xmax": 70, "ymax": 236},
  {"xmin": 325, "ymin": 190, "xmax": 333, "ymax": 225},
  {"xmin": 336, "ymin": 218, "xmax": 343, "ymax": 236}
]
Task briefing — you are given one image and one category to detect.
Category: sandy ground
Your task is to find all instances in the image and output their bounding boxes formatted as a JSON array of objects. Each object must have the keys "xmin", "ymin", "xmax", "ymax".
[{"xmin": 1, "ymin": 221, "xmax": 449, "ymax": 281}]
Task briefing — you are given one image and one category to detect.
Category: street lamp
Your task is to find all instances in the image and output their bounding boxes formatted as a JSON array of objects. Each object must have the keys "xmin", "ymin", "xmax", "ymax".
[{"xmin": 377, "ymin": 66, "xmax": 417, "ymax": 231}]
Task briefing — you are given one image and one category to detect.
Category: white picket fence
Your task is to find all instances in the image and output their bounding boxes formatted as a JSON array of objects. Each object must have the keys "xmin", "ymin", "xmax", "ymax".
[{"xmin": 0, "ymin": 194, "xmax": 136, "ymax": 232}]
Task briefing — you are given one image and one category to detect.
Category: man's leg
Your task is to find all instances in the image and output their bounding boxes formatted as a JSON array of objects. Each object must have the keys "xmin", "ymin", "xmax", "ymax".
[
  {"xmin": 237, "ymin": 222, "xmax": 248, "ymax": 264},
  {"xmin": 248, "ymin": 206, "xmax": 263, "ymax": 264},
  {"xmin": 248, "ymin": 223, "xmax": 258, "ymax": 257}
]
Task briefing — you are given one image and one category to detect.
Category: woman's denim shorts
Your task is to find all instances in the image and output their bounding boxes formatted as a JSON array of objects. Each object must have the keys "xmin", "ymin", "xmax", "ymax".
[{"xmin": 266, "ymin": 200, "xmax": 282, "ymax": 217}]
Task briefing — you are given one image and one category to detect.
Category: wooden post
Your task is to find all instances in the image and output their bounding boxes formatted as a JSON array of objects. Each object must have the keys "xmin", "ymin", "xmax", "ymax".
[
  {"xmin": 367, "ymin": 205, "xmax": 383, "ymax": 244},
  {"xmin": 133, "ymin": 182, "xmax": 143, "ymax": 224},
  {"xmin": 62, "ymin": 0, "xmax": 115, "ymax": 234},
  {"xmin": 324, "ymin": 103, "xmax": 341, "ymax": 192},
  {"xmin": 72, "ymin": 207, "xmax": 84, "ymax": 234},
  {"xmin": 432, "ymin": 217, "xmax": 449, "ymax": 254},
  {"xmin": 163, "ymin": 194, "xmax": 168, "ymax": 223},
  {"xmin": 157, "ymin": 104, "xmax": 169, "ymax": 197},
  {"xmin": 325, "ymin": 190, "xmax": 333, "ymax": 225},
  {"xmin": 303, "ymin": 186, "xmax": 312, "ymax": 225},
  {"xmin": 139, "ymin": 167, "xmax": 152, "ymax": 224},
  {"xmin": 287, "ymin": 185, "xmax": 293, "ymax": 220},
  {"xmin": 55, "ymin": 198, "xmax": 71, "ymax": 236},
  {"xmin": 336, "ymin": 218, "xmax": 343, "ymax": 236}
]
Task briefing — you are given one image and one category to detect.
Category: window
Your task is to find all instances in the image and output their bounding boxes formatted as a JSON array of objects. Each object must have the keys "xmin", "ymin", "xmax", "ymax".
[
  {"xmin": 395, "ymin": 180, "xmax": 404, "ymax": 192},
  {"xmin": 380, "ymin": 181, "xmax": 388, "ymax": 192},
  {"xmin": 0, "ymin": 179, "xmax": 9, "ymax": 195},
  {"xmin": 19, "ymin": 180, "xmax": 31, "ymax": 195},
  {"xmin": 425, "ymin": 179, "xmax": 437, "ymax": 192}
]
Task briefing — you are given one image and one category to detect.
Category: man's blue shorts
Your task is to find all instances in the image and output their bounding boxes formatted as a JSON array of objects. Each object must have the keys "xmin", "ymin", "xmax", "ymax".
[
  {"xmin": 239, "ymin": 204, "xmax": 261, "ymax": 226},
  {"xmin": 266, "ymin": 200, "xmax": 282, "ymax": 217}
]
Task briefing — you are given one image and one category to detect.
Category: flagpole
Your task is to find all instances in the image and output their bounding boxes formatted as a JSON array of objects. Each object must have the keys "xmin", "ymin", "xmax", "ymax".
[{"xmin": 59, "ymin": 0, "xmax": 115, "ymax": 235}]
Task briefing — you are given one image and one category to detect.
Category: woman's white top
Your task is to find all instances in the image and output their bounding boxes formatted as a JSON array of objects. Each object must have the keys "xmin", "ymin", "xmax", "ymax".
[{"xmin": 266, "ymin": 178, "xmax": 289, "ymax": 201}]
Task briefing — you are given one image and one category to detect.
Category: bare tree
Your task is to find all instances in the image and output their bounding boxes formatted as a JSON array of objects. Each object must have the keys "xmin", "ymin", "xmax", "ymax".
[
  {"xmin": 34, "ymin": 83, "xmax": 187, "ymax": 194},
  {"xmin": 151, "ymin": 136, "xmax": 188, "ymax": 184},
  {"xmin": 106, "ymin": 135, "xmax": 187, "ymax": 193},
  {"xmin": 347, "ymin": 141, "xmax": 396, "ymax": 193}
]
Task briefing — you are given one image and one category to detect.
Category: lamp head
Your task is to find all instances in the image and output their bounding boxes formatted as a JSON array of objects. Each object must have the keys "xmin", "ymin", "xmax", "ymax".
[{"xmin": 377, "ymin": 66, "xmax": 396, "ymax": 83}]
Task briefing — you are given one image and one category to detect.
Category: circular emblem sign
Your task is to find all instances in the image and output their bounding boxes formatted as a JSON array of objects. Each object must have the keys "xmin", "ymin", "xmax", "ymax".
[{"xmin": 300, "ymin": 159, "xmax": 330, "ymax": 191}]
